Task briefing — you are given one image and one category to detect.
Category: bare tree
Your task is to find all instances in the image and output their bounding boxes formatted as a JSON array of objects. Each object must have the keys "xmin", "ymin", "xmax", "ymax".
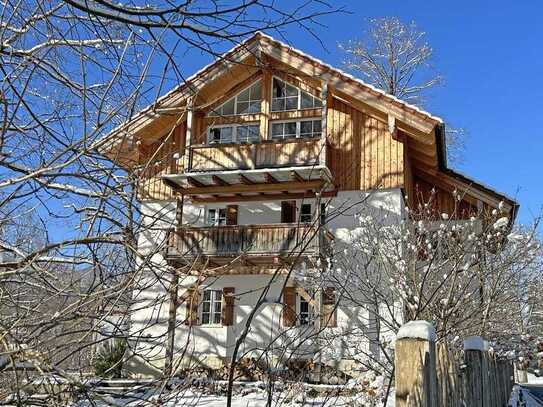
[
  {"xmin": 339, "ymin": 17, "xmax": 442, "ymax": 105},
  {"xmin": 339, "ymin": 17, "xmax": 467, "ymax": 164},
  {"xmin": 0, "ymin": 0, "xmax": 340, "ymax": 403}
]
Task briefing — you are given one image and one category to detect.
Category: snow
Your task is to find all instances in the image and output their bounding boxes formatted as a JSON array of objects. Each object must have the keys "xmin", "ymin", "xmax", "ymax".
[
  {"xmin": 463, "ymin": 336, "xmax": 485, "ymax": 351},
  {"xmin": 71, "ymin": 386, "xmax": 395, "ymax": 407},
  {"xmin": 493, "ymin": 217, "xmax": 509, "ymax": 229},
  {"xmin": 396, "ymin": 320, "xmax": 437, "ymax": 342}
]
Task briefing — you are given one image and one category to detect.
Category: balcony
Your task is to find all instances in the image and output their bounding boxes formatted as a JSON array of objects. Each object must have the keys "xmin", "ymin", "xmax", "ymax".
[
  {"xmin": 165, "ymin": 223, "xmax": 332, "ymax": 266},
  {"xmin": 189, "ymin": 137, "xmax": 322, "ymax": 172}
]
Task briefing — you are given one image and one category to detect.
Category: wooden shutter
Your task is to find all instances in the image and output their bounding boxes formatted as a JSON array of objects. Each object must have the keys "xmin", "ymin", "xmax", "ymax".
[
  {"xmin": 282, "ymin": 287, "xmax": 296, "ymax": 327},
  {"xmin": 321, "ymin": 287, "xmax": 337, "ymax": 328},
  {"xmin": 281, "ymin": 201, "xmax": 296, "ymax": 223},
  {"xmin": 185, "ymin": 288, "xmax": 199, "ymax": 326},
  {"xmin": 221, "ymin": 287, "xmax": 235, "ymax": 326},
  {"xmin": 226, "ymin": 205, "xmax": 238, "ymax": 226}
]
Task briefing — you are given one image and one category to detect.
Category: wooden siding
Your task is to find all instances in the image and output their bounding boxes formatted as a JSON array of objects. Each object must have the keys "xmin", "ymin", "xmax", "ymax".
[
  {"xmin": 137, "ymin": 123, "xmax": 185, "ymax": 200},
  {"xmin": 189, "ymin": 138, "xmax": 321, "ymax": 172},
  {"xmin": 326, "ymin": 97, "xmax": 404, "ymax": 191}
]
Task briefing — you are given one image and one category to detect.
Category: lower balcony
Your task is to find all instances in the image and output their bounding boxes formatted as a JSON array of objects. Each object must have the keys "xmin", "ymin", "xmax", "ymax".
[{"xmin": 165, "ymin": 224, "xmax": 332, "ymax": 267}]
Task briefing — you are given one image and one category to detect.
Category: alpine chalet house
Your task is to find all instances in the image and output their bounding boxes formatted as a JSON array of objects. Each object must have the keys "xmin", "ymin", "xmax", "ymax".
[{"xmin": 101, "ymin": 33, "xmax": 517, "ymax": 377}]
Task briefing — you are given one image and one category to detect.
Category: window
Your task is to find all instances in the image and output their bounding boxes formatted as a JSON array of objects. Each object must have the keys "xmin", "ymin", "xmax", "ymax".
[
  {"xmin": 300, "ymin": 119, "xmax": 322, "ymax": 138},
  {"xmin": 300, "ymin": 204, "xmax": 312, "ymax": 223},
  {"xmin": 236, "ymin": 82, "xmax": 262, "ymax": 114},
  {"xmin": 271, "ymin": 121, "xmax": 297, "ymax": 140},
  {"xmin": 201, "ymin": 290, "xmax": 222, "ymax": 325},
  {"xmin": 208, "ymin": 126, "xmax": 234, "ymax": 144},
  {"xmin": 207, "ymin": 208, "xmax": 227, "ymax": 226},
  {"xmin": 298, "ymin": 295, "xmax": 311, "ymax": 326},
  {"xmin": 208, "ymin": 81, "xmax": 262, "ymax": 116},
  {"xmin": 271, "ymin": 119, "xmax": 321, "ymax": 140},
  {"xmin": 271, "ymin": 77, "xmax": 322, "ymax": 112},
  {"xmin": 236, "ymin": 124, "xmax": 260, "ymax": 144},
  {"xmin": 208, "ymin": 124, "xmax": 260, "ymax": 145}
]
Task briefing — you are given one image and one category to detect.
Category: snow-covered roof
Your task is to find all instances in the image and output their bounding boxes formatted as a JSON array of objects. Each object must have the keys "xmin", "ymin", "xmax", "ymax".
[
  {"xmin": 256, "ymin": 32, "xmax": 443, "ymax": 124},
  {"xmin": 103, "ymin": 31, "xmax": 443, "ymax": 145}
]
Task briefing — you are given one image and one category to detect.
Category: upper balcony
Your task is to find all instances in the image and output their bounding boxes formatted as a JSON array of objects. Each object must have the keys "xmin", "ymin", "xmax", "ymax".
[{"xmin": 189, "ymin": 137, "xmax": 321, "ymax": 172}]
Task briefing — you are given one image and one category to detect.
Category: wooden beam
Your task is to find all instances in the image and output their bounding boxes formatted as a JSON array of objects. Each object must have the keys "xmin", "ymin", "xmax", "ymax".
[
  {"xmin": 192, "ymin": 189, "xmax": 338, "ymax": 204},
  {"xmin": 290, "ymin": 170, "xmax": 305, "ymax": 183},
  {"xmin": 266, "ymin": 173, "xmax": 278, "ymax": 184},
  {"xmin": 186, "ymin": 176, "xmax": 207, "ymax": 188},
  {"xmin": 260, "ymin": 69, "xmax": 271, "ymax": 140},
  {"xmin": 320, "ymin": 80, "xmax": 329, "ymax": 166},
  {"xmin": 212, "ymin": 175, "xmax": 229, "ymax": 186},
  {"xmin": 239, "ymin": 174, "xmax": 255, "ymax": 185},
  {"xmin": 184, "ymin": 97, "xmax": 194, "ymax": 172},
  {"xmin": 177, "ymin": 179, "xmax": 323, "ymax": 196}
]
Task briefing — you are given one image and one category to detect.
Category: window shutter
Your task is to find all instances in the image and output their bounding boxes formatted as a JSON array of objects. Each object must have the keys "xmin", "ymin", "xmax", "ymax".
[
  {"xmin": 185, "ymin": 288, "xmax": 200, "ymax": 326},
  {"xmin": 221, "ymin": 287, "xmax": 235, "ymax": 326},
  {"xmin": 282, "ymin": 287, "xmax": 297, "ymax": 327},
  {"xmin": 321, "ymin": 287, "xmax": 337, "ymax": 328},
  {"xmin": 281, "ymin": 201, "xmax": 296, "ymax": 223},
  {"xmin": 226, "ymin": 205, "xmax": 238, "ymax": 226}
]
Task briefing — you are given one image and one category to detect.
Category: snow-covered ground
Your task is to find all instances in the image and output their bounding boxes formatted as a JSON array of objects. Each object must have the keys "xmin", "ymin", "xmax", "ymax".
[{"xmin": 68, "ymin": 379, "xmax": 395, "ymax": 407}]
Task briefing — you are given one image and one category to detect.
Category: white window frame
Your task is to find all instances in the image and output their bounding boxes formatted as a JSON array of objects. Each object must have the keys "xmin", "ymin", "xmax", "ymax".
[
  {"xmin": 271, "ymin": 76, "xmax": 322, "ymax": 112},
  {"xmin": 207, "ymin": 123, "xmax": 260, "ymax": 145},
  {"xmin": 200, "ymin": 289, "xmax": 223, "ymax": 326},
  {"xmin": 207, "ymin": 80, "xmax": 262, "ymax": 117},
  {"xmin": 207, "ymin": 207, "xmax": 227, "ymax": 226},
  {"xmin": 269, "ymin": 118, "xmax": 322, "ymax": 140},
  {"xmin": 297, "ymin": 294, "xmax": 312, "ymax": 326}
]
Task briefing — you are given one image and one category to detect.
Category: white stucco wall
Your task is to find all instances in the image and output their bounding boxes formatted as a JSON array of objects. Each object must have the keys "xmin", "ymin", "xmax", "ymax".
[{"xmin": 127, "ymin": 188, "xmax": 405, "ymax": 375}]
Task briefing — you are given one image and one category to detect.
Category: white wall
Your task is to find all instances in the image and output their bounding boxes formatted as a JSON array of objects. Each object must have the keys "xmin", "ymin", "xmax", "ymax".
[{"xmin": 127, "ymin": 188, "xmax": 405, "ymax": 375}]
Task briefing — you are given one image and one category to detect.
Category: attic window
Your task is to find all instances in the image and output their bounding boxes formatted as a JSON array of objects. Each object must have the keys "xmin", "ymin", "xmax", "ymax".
[
  {"xmin": 208, "ymin": 123, "xmax": 260, "ymax": 144},
  {"xmin": 208, "ymin": 81, "xmax": 262, "ymax": 117},
  {"xmin": 271, "ymin": 77, "xmax": 322, "ymax": 112}
]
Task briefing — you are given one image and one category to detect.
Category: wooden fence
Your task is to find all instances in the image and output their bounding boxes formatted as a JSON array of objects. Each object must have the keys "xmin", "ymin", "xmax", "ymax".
[{"xmin": 395, "ymin": 321, "xmax": 514, "ymax": 407}]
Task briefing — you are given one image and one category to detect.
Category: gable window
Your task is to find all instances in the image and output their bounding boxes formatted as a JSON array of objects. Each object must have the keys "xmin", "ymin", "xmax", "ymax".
[
  {"xmin": 207, "ymin": 208, "xmax": 227, "ymax": 226},
  {"xmin": 271, "ymin": 77, "xmax": 322, "ymax": 112},
  {"xmin": 201, "ymin": 289, "xmax": 222, "ymax": 325},
  {"xmin": 208, "ymin": 81, "xmax": 262, "ymax": 117},
  {"xmin": 300, "ymin": 203, "xmax": 312, "ymax": 223},
  {"xmin": 208, "ymin": 124, "xmax": 260, "ymax": 144},
  {"xmin": 271, "ymin": 119, "xmax": 321, "ymax": 140}
]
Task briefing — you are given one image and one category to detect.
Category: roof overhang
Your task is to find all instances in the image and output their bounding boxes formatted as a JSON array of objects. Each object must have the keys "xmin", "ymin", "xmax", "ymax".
[{"xmin": 163, "ymin": 165, "xmax": 334, "ymax": 203}]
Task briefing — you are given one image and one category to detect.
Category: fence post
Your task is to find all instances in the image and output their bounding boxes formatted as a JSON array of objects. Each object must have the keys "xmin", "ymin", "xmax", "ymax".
[
  {"xmin": 395, "ymin": 320, "xmax": 438, "ymax": 407},
  {"xmin": 463, "ymin": 336, "xmax": 485, "ymax": 407}
]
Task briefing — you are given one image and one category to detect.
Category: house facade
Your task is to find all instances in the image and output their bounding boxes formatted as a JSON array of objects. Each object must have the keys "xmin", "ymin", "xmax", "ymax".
[{"xmin": 102, "ymin": 33, "xmax": 517, "ymax": 377}]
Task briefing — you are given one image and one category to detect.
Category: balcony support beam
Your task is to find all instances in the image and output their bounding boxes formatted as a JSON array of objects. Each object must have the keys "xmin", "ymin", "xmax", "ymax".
[
  {"xmin": 191, "ymin": 189, "xmax": 337, "ymax": 204},
  {"xmin": 212, "ymin": 175, "xmax": 229, "ymax": 186},
  {"xmin": 177, "ymin": 179, "xmax": 323, "ymax": 196}
]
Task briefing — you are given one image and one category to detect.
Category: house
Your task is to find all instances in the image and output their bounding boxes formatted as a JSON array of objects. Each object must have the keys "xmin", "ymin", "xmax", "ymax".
[{"xmin": 101, "ymin": 32, "xmax": 518, "ymax": 377}]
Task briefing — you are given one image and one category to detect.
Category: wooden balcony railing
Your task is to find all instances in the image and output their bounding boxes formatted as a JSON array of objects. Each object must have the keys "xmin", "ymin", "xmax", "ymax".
[
  {"xmin": 189, "ymin": 138, "xmax": 321, "ymax": 172},
  {"xmin": 165, "ymin": 223, "xmax": 332, "ymax": 263}
]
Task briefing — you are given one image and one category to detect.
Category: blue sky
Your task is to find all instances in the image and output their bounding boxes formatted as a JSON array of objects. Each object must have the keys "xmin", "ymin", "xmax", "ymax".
[{"xmin": 174, "ymin": 1, "xmax": 542, "ymax": 225}]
